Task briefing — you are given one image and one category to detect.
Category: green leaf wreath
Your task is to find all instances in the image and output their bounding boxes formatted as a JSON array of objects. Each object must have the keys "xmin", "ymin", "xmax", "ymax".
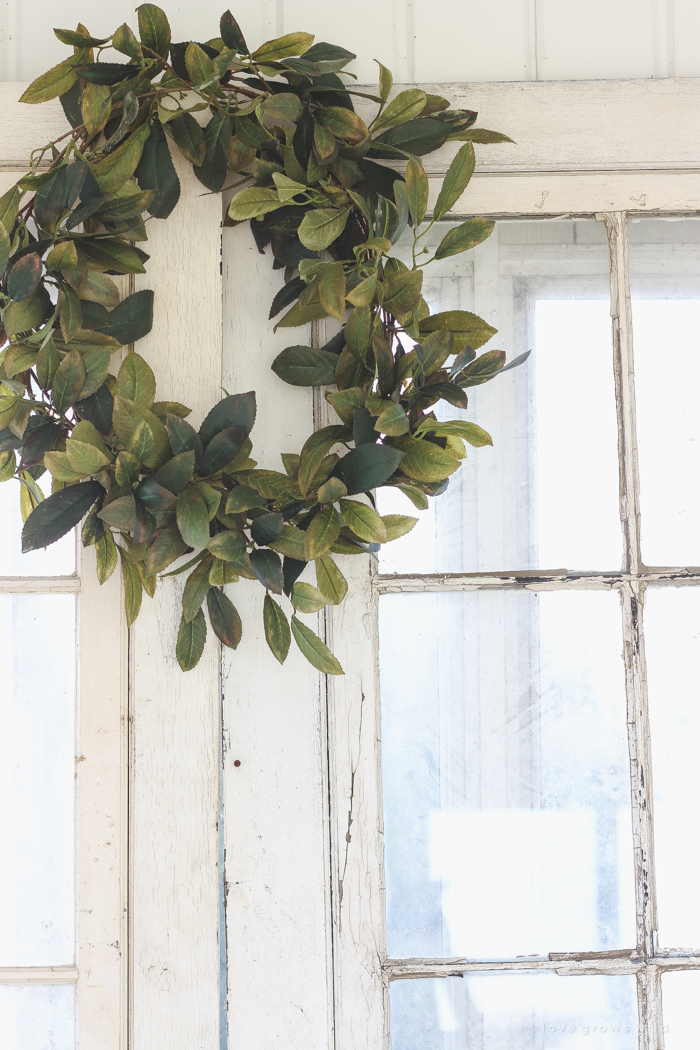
[{"xmin": 0, "ymin": 5, "xmax": 524, "ymax": 673}]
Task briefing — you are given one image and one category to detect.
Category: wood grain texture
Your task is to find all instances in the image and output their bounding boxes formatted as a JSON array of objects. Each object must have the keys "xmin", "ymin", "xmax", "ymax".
[
  {"xmin": 220, "ymin": 224, "xmax": 332, "ymax": 1050},
  {"xmin": 130, "ymin": 149, "xmax": 222, "ymax": 1050}
]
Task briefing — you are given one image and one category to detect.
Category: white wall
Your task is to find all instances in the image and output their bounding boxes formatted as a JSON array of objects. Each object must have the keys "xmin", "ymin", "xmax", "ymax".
[{"xmin": 1, "ymin": 0, "xmax": 699, "ymax": 85}]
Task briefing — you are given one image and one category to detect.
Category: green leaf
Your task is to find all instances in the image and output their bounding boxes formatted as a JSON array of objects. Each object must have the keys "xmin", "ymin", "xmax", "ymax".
[
  {"xmin": 304, "ymin": 504, "xmax": 340, "ymax": 559},
  {"xmin": 417, "ymin": 419, "xmax": 493, "ymax": 446},
  {"xmin": 298, "ymin": 207, "xmax": 350, "ymax": 251},
  {"xmin": 405, "ymin": 158, "xmax": 428, "ymax": 226},
  {"xmin": 76, "ymin": 62, "xmax": 134, "ymax": 86},
  {"xmin": 318, "ymin": 262, "xmax": 346, "ymax": 322},
  {"xmin": 185, "ymin": 41, "xmax": 214, "ymax": 85},
  {"xmin": 271, "ymin": 346, "xmax": 339, "ymax": 387},
  {"xmin": 209, "ymin": 558, "xmax": 238, "ymax": 586},
  {"xmin": 225, "ymin": 484, "xmax": 266, "ymax": 513},
  {"xmin": 375, "ymin": 60, "xmax": 393, "ymax": 103},
  {"xmin": 252, "ymin": 32, "xmax": 314, "ymax": 63},
  {"xmin": 325, "ymin": 386, "xmax": 365, "ymax": 424},
  {"xmin": 374, "ymin": 402, "xmax": 409, "ymax": 437},
  {"xmin": 298, "ymin": 425, "xmax": 346, "ymax": 496},
  {"xmin": 419, "ymin": 309, "xmax": 497, "ymax": 349},
  {"xmin": 340, "ymin": 442, "xmax": 404, "ymax": 495},
  {"xmin": 171, "ymin": 112, "xmax": 206, "ymax": 166},
  {"xmin": 22, "ymin": 479, "xmax": 101, "ymax": 552},
  {"xmin": 65, "ymin": 438, "xmax": 110, "ymax": 476},
  {"xmin": 19, "ymin": 54, "xmax": 81, "ymax": 104},
  {"xmin": 434, "ymin": 217, "xmax": 495, "ymax": 260},
  {"xmin": 450, "ymin": 128, "xmax": 515, "ymax": 144},
  {"xmin": 199, "ymin": 427, "xmax": 246, "ymax": 476},
  {"xmin": 249, "ymin": 548, "xmax": 283, "ymax": 593},
  {"xmin": 136, "ymin": 119, "xmax": 180, "ymax": 218},
  {"xmin": 207, "ymin": 530, "xmax": 246, "ymax": 563},
  {"xmin": 382, "ymin": 269, "xmax": 423, "ymax": 324},
  {"xmin": 263, "ymin": 594, "xmax": 290, "ymax": 664},
  {"xmin": 4, "ymin": 285, "xmax": 50, "ymax": 337},
  {"xmin": 78, "ymin": 348, "xmax": 111, "ymax": 400},
  {"xmin": 112, "ymin": 22, "xmax": 143, "ymax": 60},
  {"xmin": 315, "ymin": 555, "xmax": 347, "ymax": 604},
  {"xmin": 339, "ymin": 498, "xmax": 387, "ymax": 542},
  {"xmin": 182, "ymin": 556, "xmax": 214, "ymax": 622},
  {"xmin": 382, "ymin": 513, "xmax": 418, "ymax": 540},
  {"xmin": 193, "ymin": 111, "xmax": 233, "ymax": 193},
  {"xmin": 53, "ymin": 350, "xmax": 86, "ymax": 413},
  {"xmin": 393, "ymin": 482, "xmax": 429, "ymax": 510},
  {"xmin": 155, "ymin": 450, "xmax": 195, "ymax": 494},
  {"xmin": 98, "ymin": 494, "xmax": 137, "ymax": 530},
  {"xmin": 92, "ymin": 123, "xmax": 150, "ymax": 194},
  {"xmin": 117, "ymin": 545, "xmax": 143, "ymax": 626},
  {"xmin": 433, "ymin": 142, "xmax": 476, "ymax": 221},
  {"xmin": 176, "ymin": 608, "xmax": 207, "ymax": 671},
  {"xmin": 0, "ymin": 221, "xmax": 10, "ymax": 275},
  {"xmin": 345, "ymin": 273, "xmax": 377, "ymax": 308},
  {"xmin": 112, "ymin": 397, "xmax": 170, "ymax": 469},
  {"xmin": 54, "ymin": 27, "xmax": 111, "ymax": 46},
  {"xmin": 100, "ymin": 289, "xmax": 154, "ymax": 345},
  {"xmin": 291, "ymin": 616, "xmax": 343, "ymax": 674},
  {"xmin": 95, "ymin": 529, "xmax": 118, "ymax": 584},
  {"xmin": 391, "ymin": 435, "xmax": 461, "ymax": 482},
  {"xmin": 199, "ymin": 391, "xmax": 256, "ymax": 444},
  {"xmin": 316, "ymin": 107, "xmax": 369, "ymax": 146},
  {"xmin": 176, "ymin": 484, "xmax": 211, "ymax": 548},
  {"xmin": 263, "ymin": 92, "xmax": 304, "ymax": 123},
  {"xmin": 137, "ymin": 3, "xmax": 171, "ymax": 59},
  {"xmin": 370, "ymin": 117, "xmax": 450, "ymax": 159},
  {"xmin": 145, "ymin": 523, "xmax": 188, "ymax": 575},
  {"xmin": 228, "ymin": 185, "xmax": 285, "ymax": 222},
  {"xmin": 116, "ymin": 352, "xmax": 156, "ymax": 409},
  {"xmin": 317, "ymin": 476, "xmax": 347, "ymax": 503},
  {"xmin": 7, "ymin": 253, "xmax": 41, "ymax": 302},
  {"xmin": 373, "ymin": 88, "xmax": 427, "ymax": 133},
  {"xmin": 268, "ymin": 523, "xmax": 307, "ymax": 561},
  {"xmin": 4, "ymin": 345, "xmax": 38, "ymax": 377},
  {"xmin": 291, "ymin": 582, "xmax": 328, "ymax": 614},
  {"xmin": 136, "ymin": 477, "xmax": 177, "ymax": 511},
  {"xmin": 47, "ymin": 241, "xmax": 78, "ymax": 271},
  {"xmin": 128, "ymin": 420, "xmax": 155, "ymax": 462},
  {"xmin": 207, "ymin": 588, "xmax": 243, "ymax": 648}
]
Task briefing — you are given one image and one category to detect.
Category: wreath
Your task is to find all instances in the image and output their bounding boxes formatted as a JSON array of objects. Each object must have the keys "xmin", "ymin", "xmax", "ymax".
[{"xmin": 0, "ymin": 5, "xmax": 523, "ymax": 672}]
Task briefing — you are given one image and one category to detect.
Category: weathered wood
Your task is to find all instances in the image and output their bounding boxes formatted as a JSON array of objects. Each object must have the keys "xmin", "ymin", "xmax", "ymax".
[{"xmin": 129, "ymin": 149, "xmax": 222, "ymax": 1050}]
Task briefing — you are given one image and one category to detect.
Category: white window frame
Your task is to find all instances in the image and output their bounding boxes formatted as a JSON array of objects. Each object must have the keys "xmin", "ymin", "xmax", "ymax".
[{"xmin": 3, "ymin": 75, "xmax": 700, "ymax": 1050}]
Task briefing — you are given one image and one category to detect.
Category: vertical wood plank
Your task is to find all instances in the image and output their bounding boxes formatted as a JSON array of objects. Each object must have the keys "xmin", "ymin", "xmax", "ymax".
[
  {"xmin": 78, "ymin": 549, "xmax": 127, "ymax": 1050},
  {"xmin": 220, "ymin": 225, "xmax": 332, "ymax": 1050},
  {"xmin": 130, "ymin": 152, "xmax": 222, "ymax": 1050}
]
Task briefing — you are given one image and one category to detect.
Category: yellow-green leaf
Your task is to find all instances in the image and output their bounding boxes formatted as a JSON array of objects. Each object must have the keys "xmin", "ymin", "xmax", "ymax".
[
  {"xmin": 117, "ymin": 545, "xmax": 143, "ymax": 626},
  {"xmin": 19, "ymin": 54, "xmax": 82, "ymax": 104},
  {"xmin": 304, "ymin": 503, "xmax": 340, "ymax": 559},
  {"xmin": 291, "ymin": 615, "xmax": 343, "ymax": 674},
  {"xmin": 252, "ymin": 32, "xmax": 314, "ymax": 63},
  {"xmin": 381, "ymin": 513, "xmax": 418, "ymax": 541},
  {"xmin": 92, "ymin": 122, "xmax": 150, "ymax": 194},
  {"xmin": 263, "ymin": 594, "xmax": 290, "ymax": 664},
  {"xmin": 433, "ymin": 142, "xmax": 475, "ymax": 221},
  {"xmin": 339, "ymin": 498, "xmax": 387, "ymax": 543},
  {"xmin": 176, "ymin": 608, "xmax": 207, "ymax": 671}
]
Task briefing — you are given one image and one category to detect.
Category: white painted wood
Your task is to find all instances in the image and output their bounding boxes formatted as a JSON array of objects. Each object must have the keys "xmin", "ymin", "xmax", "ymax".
[
  {"xmin": 129, "ymin": 149, "xmax": 222, "ymax": 1050},
  {"xmin": 220, "ymin": 224, "xmax": 332, "ymax": 1050},
  {"xmin": 0, "ymin": 966, "xmax": 79, "ymax": 984}
]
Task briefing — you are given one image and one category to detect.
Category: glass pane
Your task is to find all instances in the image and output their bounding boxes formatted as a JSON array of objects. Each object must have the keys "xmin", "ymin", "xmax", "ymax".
[
  {"xmin": 380, "ymin": 589, "xmax": 634, "ymax": 959},
  {"xmin": 629, "ymin": 217, "xmax": 700, "ymax": 566},
  {"xmin": 378, "ymin": 219, "xmax": 621, "ymax": 574},
  {"xmin": 661, "ymin": 971, "xmax": 700, "ymax": 1050},
  {"xmin": 644, "ymin": 586, "xmax": 700, "ymax": 948},
  {"xmin": 390, "ymin": 973, "xmax": 638, "ymax": 1049},
  {"xmin": 0, "ymin": 476, "xmax": 75, "ymax": 576},
  {"xmin": 0, "ymin": 985, "xmax": 74, "ymax": 1050},
  {"xmin": 0, "ymin": 595, "xmax": 76, "ymax": 965}
]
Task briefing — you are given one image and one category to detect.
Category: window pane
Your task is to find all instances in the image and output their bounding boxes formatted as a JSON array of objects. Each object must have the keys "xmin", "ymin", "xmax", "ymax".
[
  {"xmin": 0, "ymin": 595, "xmax": 76, "ymax": 965},
  {"xmin": 661, "ymin": 971, "xmax": 700, "ymax": 1050},
  {"xmin": 380, "ymin": 589, "xmax": 634, "ymax": 958},
  {"xmin": 0, "ymin": 477, "xmax": 75, "ymax": 576},
  {"xmin": 644, "ymin": 586, "xmax": 700, "ymax": 948},
  {"xmin": 378, "ymin": 219, "xmax": 621, "ymax": 574},
  {"xmin": 629, "ymin": 217, "xmax": 700, "ymax": 566},
  {"xmin": 0, "ymin": 985, "xmax": 74, "ymax": 1050},
  {"xmin": 389, "ymin": 973, "xmax": 638, "ymax": 1049}
]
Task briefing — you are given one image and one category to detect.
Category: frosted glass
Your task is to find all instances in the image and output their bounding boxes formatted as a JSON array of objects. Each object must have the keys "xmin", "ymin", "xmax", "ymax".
[
  {"xmin": 380, "ymin": 589, "xmax": 635, "ymax": 959},
  {"xmin": 629, "ymin": 217, "xmax": 700, "ymax": 566},
  {"xmin": 379, "ymin": 219, "xmax": 620, "ymax": 575},
  {"xmin": 644, "ymin": 587, "xmax": 700, "ymax": 949},
  {"xmin": 390, "ymin": 974, "xmax": 638, "ymax": 1050},
  {"xmin": 0, "ymin": 594, "xmax": 76, "ymax": 965},
  {"xmin": 661, "ymin": 971, "xmax": 700, "ymax": 1050},
  {"xmin": 0, "ymin": 475, "xmax": 75, "ymax": 576},
  {"xmin": 0, "ymin": 985, "xmax": 74, "ymax": 1050}
]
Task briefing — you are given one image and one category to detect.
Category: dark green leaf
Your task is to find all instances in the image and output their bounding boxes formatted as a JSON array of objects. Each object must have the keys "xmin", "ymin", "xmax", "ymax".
[
  {"xmin": 176, "ymin": 608, "xmax": 207, "ymax": 671},
  {"xmin": 98, "ymin": 494, "xmax": 137, "ymax": 530},
  {"xmin": 75, "ymin": 385, "xmax": 114, "ymax": 435},
  {"xmin": 250, "ymin": 512, "xmax": 285, "ymax": 546},
  {"xmin": 100, "ymin": 290, "xmax": 154, "ymax": 345},
  {"xmin": 59, "ymin": 81, "xmax": 83, "ymax": 128},
  {"xmin": 271, "ymin": 346, "xmax": 339, "ymax": 387},
  {"xmin": 166, "ymin": 414, "xmax": 198, "ymax": 457},
  {"xmin": 182, "ymin": 556, "xmax": 213, "ymax": 622},
  {"xmin": 170, "ymin": 112, "xmax": 206, "ymax": 166},
  {"xmin": 419, "ymin": 309, "xmax": 497, "ymax": 349},
  {"xmin": 7, "ymin": 254, "xmax": 41, "ymax": 301},
  {"xmin": 117, "ymin": 545, "xmax": 143, "ymax": 625},
  {"xmin": 136, "ymin": 118, "xmax": 181, "ymax": 218},
  {"xmin": 433, "ymin": 143, "xmax": 476, "ymax": 221},
  {"xmin": 370, "ymin": 117, "xmax": 450, "ymax": 158},
  {"xmin": 136, "ymin": 477, "xmax": 178, "ymax": 511},
  {"xmin": 250, "ymin": 548, "xmax": 283, "ymax": 594},
  {"xmin": 145, "ymin": 523, "xmax": 188, "ymax": 575},
  {"xmin": 269, "ymin": 276, "xmax": 305, "ymax": 320},
  {"xmin": 19, "ymin": 421, "xmax": 61, "ymax": 470},
  {"xmin": 193, "ymin": 111, "xmax": 233, "ymax": 192},
  {"xmin": 22, "ymin": 479, "xmax": 101, "ymax": 552},
  {"xmin": 199, "ymin": 426, "xmax": 246, "ymax": 476},
  {"xmin": 75, "ymin": 62, "xmax": 135, "ymax": 85},
  {"xmin": 207, "ymin": 588, "xmax": 243, "ymax": 648},
  {"xmin": 53, "ymin": 350, "xmax": 86, "ymax": 413},
  {"xmin": 199, "ymin": 392, "xmax": 256, "ymax": 444},
  {"xmin": 291, "ymin": 616, "xmax": 343, "ymax": 674},
  {"xmin": 220, "ymin": 10, "xmax": 248, "ymax": 52},
  {"xmin": 54, "ymin": 27, "xmax": 111, "ymax": 46},
  {"xmin": 263, "ymin": 594, "xmax": 290, "ymax": 664},
  {"xmin": 340, "ymin": 442, "xmax": 404, "ymax": 495},
  {"xmin": 155, "ymin": 450, "xmax": 195, "ymax": 493}
]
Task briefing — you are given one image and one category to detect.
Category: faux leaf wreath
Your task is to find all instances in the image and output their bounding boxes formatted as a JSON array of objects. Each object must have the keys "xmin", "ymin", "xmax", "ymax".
[{"xmin": 0, "ymin": 5, "xmax": 525, "ymax": 673}]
